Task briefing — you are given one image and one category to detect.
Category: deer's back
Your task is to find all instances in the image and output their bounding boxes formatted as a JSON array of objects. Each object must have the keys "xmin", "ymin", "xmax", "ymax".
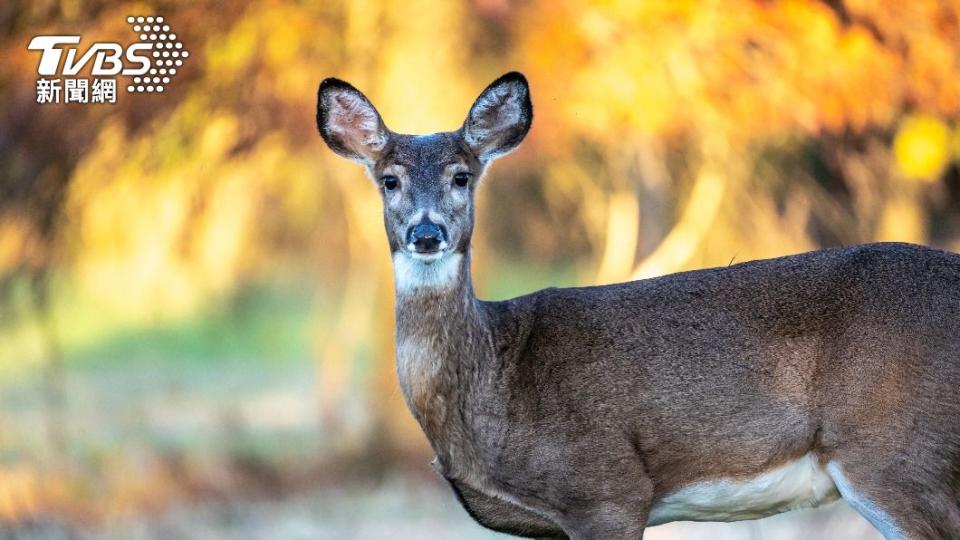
[{"xmin": 483, "ymin": 242, "xmax": 960, "ymax": 495}]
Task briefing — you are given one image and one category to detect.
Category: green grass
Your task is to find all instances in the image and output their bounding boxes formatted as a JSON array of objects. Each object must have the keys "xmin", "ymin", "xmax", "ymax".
[
  {"xmin": 69, "ymin": 281, "xmax": 316, "ymax": 369},
  {"xmin": 478, "ymin": 257, "xmax": 584, "ymax": 300},
  {"xmin": 0, "ymin": 277, "xmax": 323, "ymax": 379},
  {"xmin": 0, "ymin": 275, "xmax": 328, "ymax": 472}
]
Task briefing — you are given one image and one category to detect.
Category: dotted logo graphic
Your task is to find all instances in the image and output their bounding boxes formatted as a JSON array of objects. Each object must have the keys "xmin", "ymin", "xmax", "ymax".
[{"xmin": 125, "ymin": 16, "xmax": 189, "ymax": 94}]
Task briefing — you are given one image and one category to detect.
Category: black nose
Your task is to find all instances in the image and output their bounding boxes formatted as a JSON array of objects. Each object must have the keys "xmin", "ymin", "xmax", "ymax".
[{"xmin": 407, "ymin": 221, "xmax": 447, "ymax": 253}]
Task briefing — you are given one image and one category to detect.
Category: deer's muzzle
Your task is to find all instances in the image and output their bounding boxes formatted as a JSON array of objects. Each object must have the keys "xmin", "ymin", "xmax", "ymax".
[{"xmin": 407, "ymin": 220, "xmax": 448, "ymax": 254}]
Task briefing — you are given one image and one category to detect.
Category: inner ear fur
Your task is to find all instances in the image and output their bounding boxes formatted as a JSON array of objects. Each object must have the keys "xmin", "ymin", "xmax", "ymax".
[
  {"xmin": 461, "ymin": 72, "xmax": 533, "ymax": 162},
  {"xmin": 317, "ymin": 78, "xmax": 390, "ymax": 164}
]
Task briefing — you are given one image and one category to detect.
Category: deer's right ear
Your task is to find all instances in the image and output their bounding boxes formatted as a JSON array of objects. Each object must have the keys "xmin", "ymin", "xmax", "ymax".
[{"xmin": 317, "ymin": 78, "xmax": 390, "ymax": 164}]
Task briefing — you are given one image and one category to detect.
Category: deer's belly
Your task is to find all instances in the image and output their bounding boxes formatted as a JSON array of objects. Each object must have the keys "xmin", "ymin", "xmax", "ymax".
[{"xmin": 647, "ymin": 452, "xmax": 840, "ymax": 526}]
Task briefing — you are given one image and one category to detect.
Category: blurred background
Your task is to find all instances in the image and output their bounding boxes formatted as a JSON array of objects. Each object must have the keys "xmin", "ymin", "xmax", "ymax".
[{"xmin": 1, "ymin": 0, "xmax": 959, "ymax": 538}]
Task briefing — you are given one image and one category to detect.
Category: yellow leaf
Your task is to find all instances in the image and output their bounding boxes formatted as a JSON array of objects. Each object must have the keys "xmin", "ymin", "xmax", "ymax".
[{"xmin": 894, "ymin": 114, "xmax": 951, "ymax": 182}]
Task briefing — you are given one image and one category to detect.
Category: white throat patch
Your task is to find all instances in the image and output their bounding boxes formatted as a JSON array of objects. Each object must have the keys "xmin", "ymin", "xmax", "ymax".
[{"xmin": 392, "ymin": 252, "xmax": 462, "ymax": 293}]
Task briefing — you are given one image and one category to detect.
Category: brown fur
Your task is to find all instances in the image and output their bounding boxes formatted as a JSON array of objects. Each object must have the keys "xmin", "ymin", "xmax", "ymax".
[{"xmin": 318, "ymin": 73, "xmax": 960, "ymax": 539}]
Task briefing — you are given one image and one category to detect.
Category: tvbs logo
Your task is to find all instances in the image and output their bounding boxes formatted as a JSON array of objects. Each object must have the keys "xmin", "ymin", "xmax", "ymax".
[{"xmin": 28, "ymin": 16, "xmax": 189, "ymax": 104}]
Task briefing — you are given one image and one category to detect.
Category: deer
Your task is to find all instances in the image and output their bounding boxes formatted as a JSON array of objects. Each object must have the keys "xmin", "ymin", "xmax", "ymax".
[{"xmin": 316, "ymin": 72, "xmax": 960, "ymax": 539}]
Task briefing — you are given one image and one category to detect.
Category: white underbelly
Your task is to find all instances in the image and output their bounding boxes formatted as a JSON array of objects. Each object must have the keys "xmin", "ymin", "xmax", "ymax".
[{"xmin": 648, "ymin": 452, "xmax": 840, "ymax": 526}]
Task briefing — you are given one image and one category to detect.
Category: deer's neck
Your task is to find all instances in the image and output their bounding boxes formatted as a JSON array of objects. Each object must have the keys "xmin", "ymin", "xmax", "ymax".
[{"xmin": 392, "ymin": 251, "xmax": 490, "ymax": 453}]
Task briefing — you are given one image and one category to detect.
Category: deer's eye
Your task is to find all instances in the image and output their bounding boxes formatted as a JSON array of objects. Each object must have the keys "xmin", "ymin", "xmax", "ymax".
[
  {"xmin": 453, "ymin": 172, "xmax": 472, "ymax": 187},
  {"xmin": 381, "ymin": 175, "xmax": 399, "ymax": 190}
]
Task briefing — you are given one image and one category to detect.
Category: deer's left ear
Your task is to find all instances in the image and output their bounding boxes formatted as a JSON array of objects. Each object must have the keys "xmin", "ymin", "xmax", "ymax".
[
  {"xmin": 317, "ymin": 78, "xmax": 391, "ymax": 164},
  {"xmin": 461, "ymin": 72, "xmax": 533, "ymax": 162}
]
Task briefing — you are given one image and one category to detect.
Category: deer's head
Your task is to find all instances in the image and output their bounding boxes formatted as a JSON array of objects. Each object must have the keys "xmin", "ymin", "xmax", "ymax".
[{"xmin": 317, "ymin": 72, "xmax": 532, "ymax": 291}]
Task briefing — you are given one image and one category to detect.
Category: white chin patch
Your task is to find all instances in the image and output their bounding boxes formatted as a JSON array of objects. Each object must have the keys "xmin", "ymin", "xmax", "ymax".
[{"xmin": 392, "ymin": 251, "xmax": 462, "ymax": 293}]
